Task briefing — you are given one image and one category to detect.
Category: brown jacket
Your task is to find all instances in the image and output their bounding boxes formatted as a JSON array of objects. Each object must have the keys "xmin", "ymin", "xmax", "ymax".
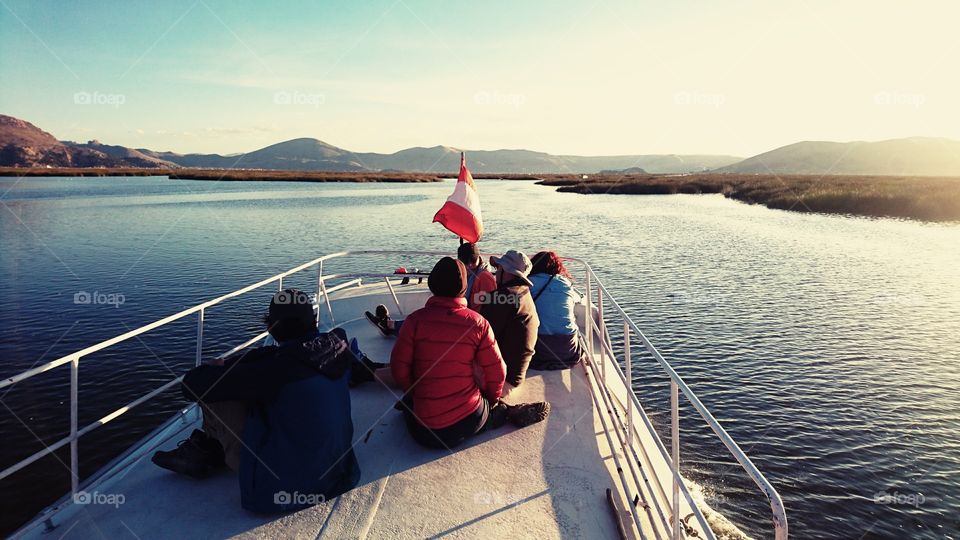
[{"xmin": 480, "ymin": 279, "xmax": 540, "ymax": 386}]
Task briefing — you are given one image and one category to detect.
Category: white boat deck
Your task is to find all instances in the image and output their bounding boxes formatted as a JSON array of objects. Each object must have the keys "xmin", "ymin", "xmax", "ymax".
[{"xmin": 16, "ymin": 281, "xmax": 710, "ymax": 540}]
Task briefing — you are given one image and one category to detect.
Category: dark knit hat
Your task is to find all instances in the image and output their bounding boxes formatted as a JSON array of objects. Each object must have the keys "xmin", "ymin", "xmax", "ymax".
[
  {"xmin": 267, "ymin": 288, "xmax": 314, "ymax": 325},
  {"xmin": 428, "ymin": 257, "xmax": 467, "ymax": 298}
]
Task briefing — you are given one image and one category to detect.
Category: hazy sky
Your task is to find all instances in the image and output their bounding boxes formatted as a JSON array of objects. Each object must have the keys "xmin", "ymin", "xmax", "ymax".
[{"xmin": 2, "ymin": 0, "xmax": 958, "ymax": 157}]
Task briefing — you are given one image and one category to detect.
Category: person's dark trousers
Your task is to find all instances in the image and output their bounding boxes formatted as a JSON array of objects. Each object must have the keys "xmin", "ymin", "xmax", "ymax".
[{"xmin": 401, "ymin": 395, "xmax": 490, "ymax": 449}]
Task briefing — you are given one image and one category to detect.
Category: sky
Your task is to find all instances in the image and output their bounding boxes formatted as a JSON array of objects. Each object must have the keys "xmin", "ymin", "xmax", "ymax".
[{"xmin": 1, "ymin": 0, "xmax": 959, "ymax": 158}]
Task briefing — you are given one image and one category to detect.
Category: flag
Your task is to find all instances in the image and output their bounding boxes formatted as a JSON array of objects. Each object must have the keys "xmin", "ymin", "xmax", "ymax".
[{"xmin": 433, "ymin": 152, "xmax": 483, "ymax": 242}]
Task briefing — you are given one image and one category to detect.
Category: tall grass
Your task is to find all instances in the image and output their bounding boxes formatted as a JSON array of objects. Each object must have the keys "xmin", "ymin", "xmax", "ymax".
[{"xmin": 538, "ymin": 174, "xmax": 960, "ymax": 222}]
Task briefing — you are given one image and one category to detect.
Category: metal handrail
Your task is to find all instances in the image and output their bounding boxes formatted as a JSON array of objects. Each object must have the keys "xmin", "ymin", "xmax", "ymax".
[
  {"xmin": 1, "ymin": 250, "xmax": 786, "ymax": 540},
  {"xmin": 563, "ymin": 256, "xmax": 788, "ymax": 540}
]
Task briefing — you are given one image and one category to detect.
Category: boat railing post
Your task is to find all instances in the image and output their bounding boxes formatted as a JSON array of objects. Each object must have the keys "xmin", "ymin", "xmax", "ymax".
[
  {"xmin": 624, "ymin": 321, "xmax": 633, "ymax": 444},
  {"xmin": 671, "ymin": 379, "xmax": 680, "ymax": 540},
  {"xmin": 320, "ymin": 275, "xmax": 335, "ymax": 326},
  {"xmin": 597, "ymin": 288, "xmax": 606, "ymax": 386},
  {"xmin": 278, "ymin": 276, "xmax": 283, "ymax": 291},
  {"xmin": 195, "ymin": 308, "xmax": 204, "ymax": 367},
  {"xmin": 584, "ymin": 271, "xmax": 594, "ymax": 362},
  {"xmin": 70, "ymin": 355, "xmax": 79, "ymax": 496},
  {"xmin": 384, "ymin": 277, "xmax": 404, "ymax": 317},
  {"xmin": 316, "ymin": 261, "xmax": 323, "ymax": 326}
]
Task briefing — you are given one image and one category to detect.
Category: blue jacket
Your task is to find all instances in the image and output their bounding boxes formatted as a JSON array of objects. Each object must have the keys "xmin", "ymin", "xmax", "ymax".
[
  {"xmin": 529, "ymin": 273, "xmax": 581, "ymax": 336},
  {"xmin": 182, "ymin": 331, "xmax": 361, "ymax": 513}
]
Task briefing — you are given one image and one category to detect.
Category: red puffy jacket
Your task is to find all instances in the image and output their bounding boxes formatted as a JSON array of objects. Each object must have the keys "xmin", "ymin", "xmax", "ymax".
[{"xmin": 391, "ymin": 296, "xmax": 506, "ymax": 429}]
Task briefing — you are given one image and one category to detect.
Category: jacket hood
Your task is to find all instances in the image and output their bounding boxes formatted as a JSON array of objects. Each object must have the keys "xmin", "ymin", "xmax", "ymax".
[
  {"xmin": 426, "ymin": 295, "xmax": 469, "ymax": 309},
  {"xmin": 278, "ymin": 332, "xmax": 351, "ymax": 379}
]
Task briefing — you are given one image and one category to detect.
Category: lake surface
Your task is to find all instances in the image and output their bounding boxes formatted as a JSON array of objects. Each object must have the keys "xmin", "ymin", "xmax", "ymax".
[{"xmin": 1, "ymin": 176, "xmax": 958, "ymax": 538}]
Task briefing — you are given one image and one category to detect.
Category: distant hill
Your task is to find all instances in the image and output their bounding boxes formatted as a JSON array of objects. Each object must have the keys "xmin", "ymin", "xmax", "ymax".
[
  {"xmin": 599, "ymin": 166, "xmax": 647, "ymax": 175},
  {"xmin": 716, "ymin": 137, "xmax": 960, "ymax": 176},
  {"xmin": 0, "ymin": 115, "xmax": 173, "ymax": 168},
  {"xmin": 70, "ymin": 140, "xmax": 177, "ymax": 168},
  {"xmin": 142, "ymin": 138, "xmax": 368, "ymax": 171}
]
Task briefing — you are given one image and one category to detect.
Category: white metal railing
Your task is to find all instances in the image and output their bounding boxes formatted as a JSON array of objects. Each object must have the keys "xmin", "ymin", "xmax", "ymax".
[
  {"xmin": 1, "ymin": 250, "xmax": 786, "ymax": 540},
  {"xmin": 563, "ymin": 256, "xmax": 789, "ymax": 540}
]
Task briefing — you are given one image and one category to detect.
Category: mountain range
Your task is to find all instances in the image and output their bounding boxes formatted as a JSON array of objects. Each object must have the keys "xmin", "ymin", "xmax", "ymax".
[
  {"xmin": 714, "ymin": 137, "xmax": 960, "ymax": 175},
  {"xmin": 4, "ymin": 114, "xmax": 960, "ymax": 176},
  {"xmin": 0, "ymin": 115, "xmax": 738, "ymax": 174},
  {"xmin": 139, "ymin": 138, "xmax": 742, "ymax": 174}
]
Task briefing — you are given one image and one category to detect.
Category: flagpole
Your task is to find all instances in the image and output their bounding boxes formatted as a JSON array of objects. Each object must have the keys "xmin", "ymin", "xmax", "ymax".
[{"xmin": 459, "ymin": 152, "xmax": 466, "ymax": 246}]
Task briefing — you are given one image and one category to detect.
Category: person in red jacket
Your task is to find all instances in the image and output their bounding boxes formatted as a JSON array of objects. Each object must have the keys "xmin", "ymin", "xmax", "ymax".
[
  {"xmin": 391, "ymin": 256, "xmax": 550, "ymax": 449},
  {"xmin": 458, "ymin": 242, "xmax": 497, "ymax": 312}
]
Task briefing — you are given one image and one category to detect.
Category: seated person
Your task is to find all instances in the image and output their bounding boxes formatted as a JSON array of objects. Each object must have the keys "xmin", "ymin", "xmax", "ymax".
[
  {"xmin": 479, "ymin": 250, "xmax": 540, "ymax": 399},
  {"xmin": 390, "ymin": 256, "xmax": 549, "ymax": 449},
  {"xmin": 152, "ymin": 288, "xmax": 362, "ymax": 513},
  {"xmin": 458, "ymin": 242, "xmax": 497, "ymax": 311},
  {"xmin": 528, "ymin": 251, "xmax": 586, "ymax": 370},
  {"xmin": 365, "ymin": 242, "xmax": 494, "ymax": 336}
]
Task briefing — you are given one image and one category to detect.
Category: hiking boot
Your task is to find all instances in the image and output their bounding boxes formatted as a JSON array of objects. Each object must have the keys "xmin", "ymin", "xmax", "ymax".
[
  {"xmin": 506, "ymin": 402, "xmax": 551, "ymax": 428},
  {"xmin": 485, "ymin": 400, "xmax": 511, "ymax": 430},
  {"xmin": 151, "ymin": 429, "xmax": 225, "ymax": 478}
]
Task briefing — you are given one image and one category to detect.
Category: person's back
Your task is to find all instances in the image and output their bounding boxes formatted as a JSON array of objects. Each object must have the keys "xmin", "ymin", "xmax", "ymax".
[
  {"xmin": 528, "ymin": 252, "xmax": 585, "ymax": 370},
  {"xmin": 459, "ymin": 242, "xmax": 497, "ymax": 312},
  {"xmin": 163, "ymin": 289, "xmax": 361, "ymax": 513},
  {"xmin": 231, "ymin": 338, "xmax": 359, "ymax": 511},
  {"xmin": 391, "ymin": 295, "xmax": 505, "ymax": 428},
  {"xmin": 391, "ymin": 256, "xmax": 509, "ymax": 448},
  {"xmin": 529, "ymin": 273, "xmax": 579, "ymax": 335},
  {"xmin": 481, "ymin": 250, "xmax": 540, "ymax": 391}
]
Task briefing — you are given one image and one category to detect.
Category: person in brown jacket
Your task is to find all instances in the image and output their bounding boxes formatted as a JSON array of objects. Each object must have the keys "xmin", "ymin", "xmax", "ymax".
[{"xmin": 480, "ymin": 250, "xmax": 540, "ymax": 400}]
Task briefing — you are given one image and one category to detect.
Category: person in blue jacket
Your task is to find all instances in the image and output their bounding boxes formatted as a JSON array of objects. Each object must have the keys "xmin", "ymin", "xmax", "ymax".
[
  {"xmin": 528, "ymin": 251, "xmax": 587, "ymax": 370},
  {"xmin": 151, "ymin": 288, "xmax": 365, "ymax": 513}
]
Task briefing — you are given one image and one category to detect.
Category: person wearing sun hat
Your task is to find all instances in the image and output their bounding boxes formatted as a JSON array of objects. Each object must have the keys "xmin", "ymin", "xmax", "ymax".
[
  {"xmin": 480, "ymin": 250, "xmax": 540, "ymax": 398},
  {"xmin": 390, "ymin": 256, "xmax": 550, "ymax": 448}
]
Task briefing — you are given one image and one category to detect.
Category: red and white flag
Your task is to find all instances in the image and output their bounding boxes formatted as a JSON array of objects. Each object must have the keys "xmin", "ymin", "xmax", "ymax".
[{"xmin": 433, "ymin": 152, "xmax": 483, "ymax": 243}]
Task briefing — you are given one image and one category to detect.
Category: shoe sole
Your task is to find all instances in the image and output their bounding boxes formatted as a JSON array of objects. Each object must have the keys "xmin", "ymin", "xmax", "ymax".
[
  {"xmin": 508, "ymin": 402, "xmax": 551, "ymax": 428},
  {"xmin": 151, "ymin": 453, "xmax": 213, "ymax": 479}
]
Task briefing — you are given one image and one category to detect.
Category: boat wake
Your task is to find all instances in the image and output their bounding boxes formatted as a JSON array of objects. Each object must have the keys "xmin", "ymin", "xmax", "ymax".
[{"xmin": 686, "ymin": 480, "xmax": 754, "ymax": 540}]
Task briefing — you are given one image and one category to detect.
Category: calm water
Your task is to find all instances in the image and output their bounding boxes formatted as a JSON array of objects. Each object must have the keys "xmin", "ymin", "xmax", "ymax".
[{"xmin": 1, "ymin": 177, "xmax": 958, "ymax": 538}]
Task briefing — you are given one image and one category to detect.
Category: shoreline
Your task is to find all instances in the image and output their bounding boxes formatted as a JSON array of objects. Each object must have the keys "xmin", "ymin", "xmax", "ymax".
[
  {"xmin": 537, "ymin": 173, "xmax": 960, "ymax": 222},
  {"xmin": 4, "ymin": 167, "xmax": 958, "ymax": 222},
  {"xmin": 0, "ymin": 168, "xmax": 550, "ymax": 183},
  {"xmin": 0, "ymin": 167, "xmax": 444, "ymax": 183}
]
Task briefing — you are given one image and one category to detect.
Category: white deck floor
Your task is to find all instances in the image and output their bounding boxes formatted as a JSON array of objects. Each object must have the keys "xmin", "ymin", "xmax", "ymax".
[{"xmin": 17, "ymin": 282, "xmax": 711, "ymax": 540}]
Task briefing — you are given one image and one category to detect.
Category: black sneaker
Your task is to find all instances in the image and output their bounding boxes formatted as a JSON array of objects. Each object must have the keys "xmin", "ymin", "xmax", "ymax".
[
  {"xmin": 365, "ymin": 306, "xmax": 394, "ymax": 337},
  {"xmin": 151, "ymin": 429, "xmax": 225, "ymax": 478},
  {"xmin": 350, "ymin": 356, "xmax": 387, "ymax": 387},
  {"xmin": 507, "ymin": 402, "xmax": 551, "ymax": 428}
]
